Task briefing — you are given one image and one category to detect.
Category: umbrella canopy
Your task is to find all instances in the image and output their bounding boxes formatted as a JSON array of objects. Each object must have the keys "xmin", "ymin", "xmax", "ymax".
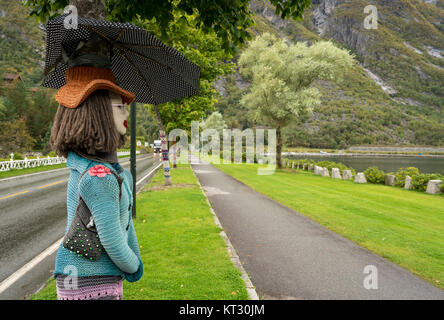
[{"xmin": 42, "ymin": 14, "xmax": 200, "ymax": 106}]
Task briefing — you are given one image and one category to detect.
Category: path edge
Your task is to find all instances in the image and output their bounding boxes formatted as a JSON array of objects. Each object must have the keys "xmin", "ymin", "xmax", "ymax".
[{"xmin": 190, "ymin": 165, "xmax": 259, "ymax": 300}]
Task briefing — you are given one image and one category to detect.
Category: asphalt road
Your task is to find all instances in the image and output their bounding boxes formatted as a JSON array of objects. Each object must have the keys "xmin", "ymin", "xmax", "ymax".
[
  {"xmin": 0, "ymin": 153, "xmax": 161, "ymax": 300},
  {"xmin": 192, "ymin": 161, "xmax": 444, "ymax": 300}
]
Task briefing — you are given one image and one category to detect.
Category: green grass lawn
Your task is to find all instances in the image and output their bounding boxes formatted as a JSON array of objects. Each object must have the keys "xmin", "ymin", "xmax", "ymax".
[
  {"xmin": 31, "ymin": 164, "xmax": 249, "ymax": 300},
  {"xmin": 213, "ymin": 163, "xmax": 444, "ymax": 290}
]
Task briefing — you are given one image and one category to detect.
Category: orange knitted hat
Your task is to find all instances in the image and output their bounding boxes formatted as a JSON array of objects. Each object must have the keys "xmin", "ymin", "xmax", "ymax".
[{"xmin": 55, "ymin": 66, "xmax": 135, "ymax": 108}]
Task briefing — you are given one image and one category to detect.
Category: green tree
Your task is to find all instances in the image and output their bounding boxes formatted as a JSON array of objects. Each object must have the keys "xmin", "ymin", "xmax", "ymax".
[
  {"xmin": 202, "ymin": 111, "xmax": 226, "ymax": 134},
  {"xmin": 238, "ymin": 33, "xmax": 355, "ymax": 168},
  {"xmin": 24, "ymin": 0, "xmax": 311, "ymax": 55},
  {"xmin": 2, "ymin": 81, "xmax": 31, "ymax": 120},
  {"xmin": 141, "ymin": 8, "xmax": 236, "ymax": 185},
  {"xmin": 23, "ymin": 0, "xmax": 312, "ymax": 183},
  {"xmin": 27, "ymin": 89, "xmax": 59, "ymax": 149},
  {"xmin": 0, "ymin": 119, "xmax": 35, "ymax": 157}
]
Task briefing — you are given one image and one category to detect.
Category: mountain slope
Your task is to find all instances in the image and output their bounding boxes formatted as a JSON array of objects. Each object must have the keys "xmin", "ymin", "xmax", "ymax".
[
  {"xmin": 214, "ymin": 0, "xmax": 444, "ymax": 148},
  {"xmin": 0, "ymin": 0, "xmax": 45, "ymax": 85}
]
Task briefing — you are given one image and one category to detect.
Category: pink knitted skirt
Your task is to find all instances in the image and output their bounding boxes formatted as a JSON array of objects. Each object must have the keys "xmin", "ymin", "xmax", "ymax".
[{"xmin": 56, "ymin": 274, "xmax": 123, "ymax": 300}]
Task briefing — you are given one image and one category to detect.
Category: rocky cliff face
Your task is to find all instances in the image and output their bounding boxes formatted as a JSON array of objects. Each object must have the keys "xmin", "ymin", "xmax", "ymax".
[{"xmin": 307, "ymin": 0, "xmax": 444, "ymax": 106}]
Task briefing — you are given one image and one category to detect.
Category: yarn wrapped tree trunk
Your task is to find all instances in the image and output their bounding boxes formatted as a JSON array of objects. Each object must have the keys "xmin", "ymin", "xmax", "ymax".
[{"xmin": 154, "ymin": 105, "xmax": 172, "ymax": 185}]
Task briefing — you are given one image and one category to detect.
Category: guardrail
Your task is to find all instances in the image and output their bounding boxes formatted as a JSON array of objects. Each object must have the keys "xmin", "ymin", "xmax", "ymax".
[
  {"xmin": 0, "ymin": 156, "xmax": 67, "ymax": 172},
  {"xmin": 0, "ymin": 151, "xmax": 141, "ymax": 172}
]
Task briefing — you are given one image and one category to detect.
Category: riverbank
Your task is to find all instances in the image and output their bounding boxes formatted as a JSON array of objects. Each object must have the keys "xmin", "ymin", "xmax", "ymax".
[
  {"xmin": 213, "ymin": 163, "xmax": 444, "ymax": 290},
  {"xmin": 283, "ymin": 152, "xmax": 444, "ymax": 158},
  {"xmin": 284, "ymin": 146, "xmax": 444, "ymax": 156},
  {"xmin": 30, "ymin": 164, "xmax": 249, "ymax": 300},
  {"xmin": 283, "ymin": 153, "xmax": 444, "ymax": 175}
]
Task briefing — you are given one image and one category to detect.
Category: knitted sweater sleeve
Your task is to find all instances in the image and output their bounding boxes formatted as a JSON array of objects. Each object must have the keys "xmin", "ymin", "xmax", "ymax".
[
  {"xmin": 123, "ymin": 170, "xmax": 141, "ymax": 258},
  {"xmin": 79, "ymin": 172, "xmax": 140, "ymax": 274}
]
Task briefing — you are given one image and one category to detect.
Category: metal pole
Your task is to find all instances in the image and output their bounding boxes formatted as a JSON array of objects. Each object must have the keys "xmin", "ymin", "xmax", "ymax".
[{"xmin": 130, "ymin": 101, "xmax": 137, "ymax": 218}]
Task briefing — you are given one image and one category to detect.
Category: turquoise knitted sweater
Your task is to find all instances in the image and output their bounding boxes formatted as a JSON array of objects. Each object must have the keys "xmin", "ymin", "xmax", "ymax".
[{"xmin": 53, "ymin": 151, "xmax": 143, "ymax": 282}]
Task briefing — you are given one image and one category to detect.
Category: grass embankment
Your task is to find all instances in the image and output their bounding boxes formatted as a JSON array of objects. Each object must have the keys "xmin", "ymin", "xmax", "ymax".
[
  {"xmin": 0, "ymin": 163, "xmax": 68, "ymax": 179},
  {"xmin": 31, "ymin": 164, "xmax": 248, "ymax": 300},
  {"xmin": 213, "ymin": 163, "xmax": 444, "ymax": 289}
]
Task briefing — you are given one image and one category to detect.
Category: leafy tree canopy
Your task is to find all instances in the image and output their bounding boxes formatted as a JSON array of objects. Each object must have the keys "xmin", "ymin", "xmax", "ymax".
[{"xmin": 23, "ymin": 0, "xmax": 311, "ymax": 55}]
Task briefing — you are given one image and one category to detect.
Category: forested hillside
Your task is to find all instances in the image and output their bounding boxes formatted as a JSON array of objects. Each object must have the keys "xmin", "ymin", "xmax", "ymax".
[
  {"xmin": 215, "ymin": 0, "xmax": 444, "ymax": 148},
  {"xmin": 0, "ymin": 0, "xmax": 157, "ymax": 157}
]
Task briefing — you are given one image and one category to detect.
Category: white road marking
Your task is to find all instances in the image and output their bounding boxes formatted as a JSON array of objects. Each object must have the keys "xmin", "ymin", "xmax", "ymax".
[
  {"xmin": 0, "ymin": 159, "xmax": 160, "ymax": 295},
  {"xmin": 136, "ymin": 161, "xmax": 163, "ymax": 187},
  {"xmin": 0, "ymin": 238, "xmax": 62, "ymax": 294}
]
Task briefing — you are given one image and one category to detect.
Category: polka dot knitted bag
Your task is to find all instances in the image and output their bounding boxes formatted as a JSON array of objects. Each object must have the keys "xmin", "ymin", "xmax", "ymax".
[{"xmin": 63, "ymin": 165, "xmax": 123, "ymax": 261}]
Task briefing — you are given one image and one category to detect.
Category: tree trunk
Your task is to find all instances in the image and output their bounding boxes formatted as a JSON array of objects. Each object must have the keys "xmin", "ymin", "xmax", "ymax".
[
  {"xmin": 276, "ymin": 126, "xmax": 282, "ymax": 169},
  {"xmin": 154, "ymin": 106, "xmax": 172, "ymax": 185},
  {"xmin": 69, "ymin": 0, "xmax": 107, "ymax": 19}
]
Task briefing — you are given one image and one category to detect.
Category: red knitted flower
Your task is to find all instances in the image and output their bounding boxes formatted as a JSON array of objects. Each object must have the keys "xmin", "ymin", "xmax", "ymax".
[{"xmin": 88, "ymin": 165, "xmax": 111, "ymax": 178}]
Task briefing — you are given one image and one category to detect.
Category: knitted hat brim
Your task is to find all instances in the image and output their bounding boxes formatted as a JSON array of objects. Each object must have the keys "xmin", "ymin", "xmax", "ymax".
[{"xmin": 55, "ymin": 79, "xmax": 135, "ymax": 109}]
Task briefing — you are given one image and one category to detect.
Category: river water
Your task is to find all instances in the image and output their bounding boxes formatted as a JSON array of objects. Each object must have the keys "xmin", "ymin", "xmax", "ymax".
[{"xmin": 286, "ymin": 154, "xmax": 444, "ymax": 174}]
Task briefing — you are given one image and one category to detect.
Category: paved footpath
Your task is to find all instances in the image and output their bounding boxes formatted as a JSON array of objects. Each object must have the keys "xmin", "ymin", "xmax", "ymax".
[{"xmin": 191, "ymin": 161, "xmax": 444, "ymax": 300}]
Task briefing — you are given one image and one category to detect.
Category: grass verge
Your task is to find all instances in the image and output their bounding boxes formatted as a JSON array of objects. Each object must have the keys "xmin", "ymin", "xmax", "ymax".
[
  {"xmin": 30, "ymin": 163, "xmax": 248, "ymax": 300},
  {"xmin": 213, "ymin": 163, "xmax": 444, "ymax": 289},
  {"xmin": 0, "ymin": 163, "xmax": 68, "ymax": 179}
]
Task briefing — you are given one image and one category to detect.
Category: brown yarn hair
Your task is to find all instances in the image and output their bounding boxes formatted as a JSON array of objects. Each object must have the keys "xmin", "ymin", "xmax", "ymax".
[{"xmin": 50, "ymin": 90, "xmax": 126, "ymax": 158}]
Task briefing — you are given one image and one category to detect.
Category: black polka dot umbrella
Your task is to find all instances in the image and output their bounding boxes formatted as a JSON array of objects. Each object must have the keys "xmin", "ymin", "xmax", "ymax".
[{"xmin": 42, "ymin": 14, "xmax": 201, "ymax": 106}]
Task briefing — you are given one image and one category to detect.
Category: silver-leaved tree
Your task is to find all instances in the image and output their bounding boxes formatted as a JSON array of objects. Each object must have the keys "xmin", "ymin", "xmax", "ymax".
[{"xmin": 238, "ymin": 32, "xmax": 355, "ymax": 168}]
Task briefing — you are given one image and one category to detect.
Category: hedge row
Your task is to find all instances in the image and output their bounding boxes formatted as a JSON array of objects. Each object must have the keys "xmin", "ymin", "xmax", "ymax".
[{"xmin": 282, "ymin": 158, "xmax": 356, "ymax": 175}]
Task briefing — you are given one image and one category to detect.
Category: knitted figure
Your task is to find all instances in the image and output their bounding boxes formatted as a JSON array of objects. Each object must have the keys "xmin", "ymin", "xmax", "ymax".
[{"xmin": 49, "ymin": 66, "xmax": 142, "ymax": 300}]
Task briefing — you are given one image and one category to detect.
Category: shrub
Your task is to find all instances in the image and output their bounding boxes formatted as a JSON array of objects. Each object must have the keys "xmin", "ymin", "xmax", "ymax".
[
  {"xmin": 46, "ymin": 151, "xmax": 57, "ymax": 157},
  {"xmin": 411, "ymin": 173, "xmax": 444, "ymax": 192},
  {"xmin": 364, "ymin": 166, "xmax": 386, "ymax": 184},
  {"xmin": 395, "ymin": 167, "xmax": 420, "ymax": 187},
  {"xmin": 13, "ymin": 153, "xmax": 24, "ymax": 160}
]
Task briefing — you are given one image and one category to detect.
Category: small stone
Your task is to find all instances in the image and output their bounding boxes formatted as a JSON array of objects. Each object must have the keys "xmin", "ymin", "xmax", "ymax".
[
  {"xmin": 385, "ymin": 174, "xmax": 396, "ymax": 186},
  {"xmin": 354, "ymin": 172, "xmax": 367, "ymax": 184},
  {"xmin": 426, "ymin": 180, "xmax": 442, "ymax": 194},
  {"xmin": 321, "ymin": 167, "xmax": 330, "ymax": 177},
  {"xmin": 343, "ymin": 170, "xmax": 353, "ymax": 180},
  {"xmin": 404, "ymin": 175, "xmax": 412, "ymax": 189},
  {"xmin": 331, "ymin": 168, "xmax": 341, "ymax": 179}
]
